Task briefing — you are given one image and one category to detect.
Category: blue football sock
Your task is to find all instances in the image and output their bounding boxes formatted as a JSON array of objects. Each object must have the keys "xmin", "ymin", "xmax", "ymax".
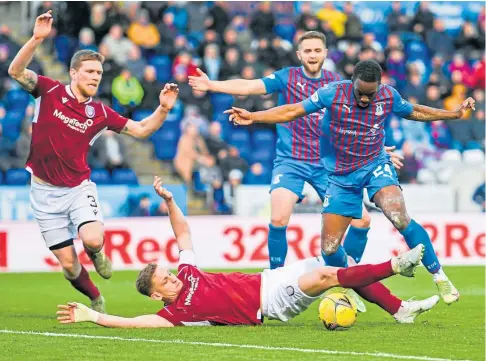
[
  {"xmin": 268, "ymin": 224, "xmax": 288, "ymax": 269},
  {"xmin": 343, "ymin": 226, "xmax": 370, "ymax": 264},
  {"xmin": 322, "ymin": 245, "xmax": 348, "ymax": 267},
  {"xmin": 400, "ymin": 219, "xmax": 441, "ymax": 274}
]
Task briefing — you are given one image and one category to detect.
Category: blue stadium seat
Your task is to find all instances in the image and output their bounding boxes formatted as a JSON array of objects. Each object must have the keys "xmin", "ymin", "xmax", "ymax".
[
  {"xmin": 132, "ymin": 109, "xmax": 153, "ymax": 122},
  {"xmin": 5, "ymin": 168, "xmax": 30, "ymax": 185},
  {"xmin": 5, "ymin": 89, "xmax": 31, "ymax": 111},
  {"xmin": 152, "ymin": 130, "xmax": 179, "ymax": 160},
  {"xmin": 252, "ymin": 129, "xmax": 275, "ymax": 147},
  {"xmin": 210, "ymin": 93, "xmax": 234, "ymax": 114},
  {"xmin": 192, "ymin": 171, "xmax": 208, "ymax": 193},
  {"xmin": 90, "ymin": 169, "xmax": 111, "ymax": 185},
  {"xmin": 0, "ymin": 171, "xmax": 3, "ymax": 185},
  {"xmin": 274, "ymin": 23, "xmax": 296, "ymax": 42},
  {"xmin": 54, "ymin": 35, "xmax": 77, "ymax": 65},
  {"xmin": 243, "ymin": 164, "xmax": 272, "ymax": 185},
  {"xmin": 251, "ymin": 148, "xmax": 275, "ymax": 164},
  {"xmin": 165, "ymin": 99, "xmax": 184, "ymax": 123},
  {"xmin": 405, "ymin": 40, "xmax": 429, "ymax": 62},
  {"xmin": 148, "ymin": 55, "xmax": 173, "ymax": 83},
  {"xmin": 1, "ymin": 109, "xmax": 25, "ymax": 141},
  {"xmin": 229, "ymin": 129, "xmax": 250, "ymax": 149},
  {"xmin": 111, "ymin": 169, "xmax": 138, "ymax": 185}
]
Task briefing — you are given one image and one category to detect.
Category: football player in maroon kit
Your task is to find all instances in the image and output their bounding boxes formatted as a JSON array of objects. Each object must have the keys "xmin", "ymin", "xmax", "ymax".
[
  {"xmin": 56, "ymin": 176, "xmax": 437, "ymax": 328},
  {"xmin": 8, "ymin": 11, "xmax": 179, "ymax": 313}
]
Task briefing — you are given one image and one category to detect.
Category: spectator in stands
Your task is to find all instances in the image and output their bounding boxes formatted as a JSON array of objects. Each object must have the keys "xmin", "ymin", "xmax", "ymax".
[
  {"xmin": 362, "ymin": 33, "xmax": 383, "ymax": 53},
  {"xmin": 448, "ymin": 53, "xmax": 474, "ymax": 88},
  {"xmin": 412, "ymin": 2, "xmax": 435, "ymax": 39},
  {"xmin": 130, "ymin": 194, "xmax": 151, "ymax": 217},
  {"xmin": 455, "ymin": 21, "xmax": 482, "ymax": 58},
  {"xmin": 112, "ymin": 69, "xmax": 144, "ymax": 114},
  {"xmin": 140, "ymin": 66, "xmax": 161, "ymax": 110},
  {"xmin": 222, "ymin": 28, "xmax": 241, "ymax": 55},
  {"xmin": 429, "ymin": 120, "xmax": 453, "ymax": 150},
  {"xmin": 101, "ymin": 24, "xmax": 134, "ymax": 66},
  {"xmin": 429, "ymin": 55, "xmax": 452, "ymax": 97},
  {"xmin": 470, "ymin": 108, "xmax": 485, "ymax": 150},
  {"xmin": 472, "ymin": 55, "xmax": 485, "ymax": 89},
  {"xmin": 97, "ymin": 43, "xmax": 122, "ymax": 100},
  {"xmin": 403, "ymin": 73, "xmax": 426, "ymax": 103},
  {"xmin": 163, "ymin": 2, "xmax": 189, "ymax": 32},
  {"xmin": 250, "ymin": 2, "xmax": 275, "ymax": 39},
  {"xmin": 424, "ymin": 85, "xmax": 444, "ymax": 110},
  {"xmin": 172, "ymin": 51, "xmax": 198, "ymax": 79},
  {"xmin": 386, "ymin": 49, "xmax": 407, "ymax": 92},
  {"xmin": 343, "ymin": 2, "xmax": 362, "ymax": 44},
  {"xmin": 386, "ymin": 117, "xmax": 405, "ymax": 150},
  {"xmin": 127, "ymin": 9, "xmax": 161, "ymax": 52},
  {"xmin": 199, "ymin": 154, "xmax": 223, "ymax": 189},
  {"xmin": 223, "ymin": 168, "xmax": 245, "ymax": 211},
  {"xmin": 297, "ymin": 2, "xmax": 316, "ymax": 31},
  {"xmin": 173, "ymin": 123, "xmax": 210, "ymax": 186},
  {"xmin": 0, "ymin": 44, "xmax": 10, "ymax": 80},
  {"xmin": 337, "ymin": 43, "xmax": 359, "ymax": 79},
  {"xmin": 472, "ymin": 183, "xmax": 485, "ymax": 212},
  {"xmin": 426, "ymin": 19, "xmax": 455, "ymax": 59},
  {"xmin": 255, "ymin": 37, "xmax": 277, "ymax": 68},
  {"xmin": 152, "ymin": 201, "xmax": 169, "ymax": 217},
  {"xmin": 444, "ymin": 84, "xmax": 471, "ymax": 119},
  {"xmin": 271, "ymin": 37, "xmax": 293, "ymax": 69},
  {"xmin": 182, "ymin": 89, "xmax": 212, "ymax": 122},
  {"xmin": 125, "ymin": 45, "xmax": 147, "ymax": 80},
  {"xmin": 387, "ymin": 1, "xmax": 410, "ymax": 33},
  {"xmin": 90, "ymin": 4, "xmax": 111, "ymax": 45},
  {"xmin": 13, "ymin": 116, "xmax": 33, "ymax": 169},
  {"xmin": 173, "ymin": 71, "xmax": 192, "ymax": 103},
  {"xmin": 399, "ymin": 141, "xmax": 419, "ymax": 184},
  {"xmin": 200, "ymin": 44, "xmax": 222, "ymax": 81},
  {"xmin": 219, "ymin": 146, "xmax": 249, "ymax": 182},
  {"xmin": 228, "ymin": 15, "xmax": 253, "ymax": 53},
  {"xmin": 242, "ymin": 50, "xmax": 264, "ymax": 78},
  {"xmin": 220, "ymin": 47, "xmax": 244, "ymax": 80},
  {"xmin": 186, "ymin": 2, "xmax": 207, "ymax": 34},
  {"xmin": 180, "ymin": 105, "xmax": 209, "ymax": 136},
  {"xmin": 157, "ymin": 12, "xmax": 177, "ymax": 55},
  {"xmin": 89, "ymin": 130, "xmax": 129, "ymax": 173},
  {"xmin": 197, "ymin": 30, "xmax": 220, "ymax": 59},
  {"xmin": 244, "ymin": 162, "xmax": 268, "ymax": 185},
  {"xmin": 316, "ymin": 2, "xmax": 347, "ymax": 38},
  {"xmin": 205, "ymin": 1, "xmax": 229, "ymax": 35},
  {"xmin": 77, "ymin": 28, "xmax": 97, "ymax": 52},
  {"xmin": 205, "ymin": 121, "xmax": 228, "ymax": 159}
]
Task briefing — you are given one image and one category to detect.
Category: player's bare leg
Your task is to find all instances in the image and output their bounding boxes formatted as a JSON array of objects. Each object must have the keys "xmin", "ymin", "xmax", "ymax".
[
  {"xmin": 268, "ymin": 188, "xmax": 299, "ymax": 269},
  {"xmin": 299, "ymin": 245, "xmax": 424, "ymax": 297},
  {"xmin": 51, "ymin": 245, "xmax": 105, "ymax": 313},
  {"xmin": 374, "ymin": 185, "xmax": 459, "ymax": 304},
  {"xmin": 79, "ymin": 221, "xmax": 112, "ymax": 279}
]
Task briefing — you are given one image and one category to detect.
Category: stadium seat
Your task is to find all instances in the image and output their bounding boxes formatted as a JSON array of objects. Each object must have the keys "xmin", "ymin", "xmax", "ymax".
[
  {"xmin": 192, "ymin": 171, "xmax": 208, "ymax": 193},
  {"xmin": 152, "ymin": 129, "xmax": 179, "ymax": 160},
  {"xmin": 417, "ymin": 168, "xmax": 437, "ymax": 184},
  {"xmin": 228, "ymin": 129, "xmax": 251, "ymax": 158},
  {"xmin": 90, "ymin": 169, "xmax": 111, "ymax": 185},
  {"xmin": 165, "ymin": 99, "xmax": 184, "ymax": 123},
  {"xmin": 1, "ymin": 109, "xmax": 25, "ymax": 141},
  {"xmin": 0, "ymin": 171, "xmax": 3, "ymax": 185},
  {"xmin": 405, "ymin": 40, "xmax": 429, "ymax": 62},
  {"xmin": 5, "ymin": 168, "xmax": 30, "ymax": 185},
  {"xmin": 440, "ymin": 149, "xmax": 462, "ymax": 164},
  {"xmin": 210, "ymin": 93, "xmax": 234, "ymax": 114},
  {"xmin": 148, "ymin": 55, "xmax": 172, "ymax": 83},
  {"xmin": 252, "ymin": 129, "xmax": 276, "ymax": 147},
  {"xmin": 54, "ymin": 35, "xmax": 77, "ymax": 65},
  {"xmin": 243, "ymin": 164, "xmax": 272, "ymax": 185},
  {"xmin": 462, "ymin": 149, "xmax": 485, "ymax": 166},
  {"xmin": 274, "ymin": 23, "xmax": 296, "ymax": 42},
  {"xmin": 5, "ymin": 89, "xmax": 31, "ymax": 111},
  {"xmin": 251, "ymin": 148, "xmax": 275, "ymax": 164},
  {"xmin": 111, "ymin": 168, "xmax": 139, "ymax": 185}
]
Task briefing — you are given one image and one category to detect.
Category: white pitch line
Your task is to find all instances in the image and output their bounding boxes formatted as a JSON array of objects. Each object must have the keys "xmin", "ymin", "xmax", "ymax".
[{"xmin": 0, "ymin": 329, "xmax": 475, "ymax": 361}]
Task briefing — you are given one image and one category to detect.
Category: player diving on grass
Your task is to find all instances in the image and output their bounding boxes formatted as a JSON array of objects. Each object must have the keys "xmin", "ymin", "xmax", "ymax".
[
  {"xmin": 8, "ymin": 10, "xmax": 179, "ymax": 313},
  {"xmin": 226, "ymin": 60, "xmax": 476, "ymax": 305},
  {"xmin": 56, "ymin": 176, "xmax": 437, "ymax": 328},
  {"xmin": 189, "ymin": 31, "xmax": 404, "ymax": 312}
]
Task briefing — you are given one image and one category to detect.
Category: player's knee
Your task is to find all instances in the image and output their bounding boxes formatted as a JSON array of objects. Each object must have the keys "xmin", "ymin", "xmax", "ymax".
[
  {"xmin": 270, "ymin": 214, "xmax": 289, "ymax": 228},
  {"xmin": 386, "ymin": 210, "xmax": 410, "ymax": 231},
  {"xmin": 352, "ymin": 213, "xmax": 371, "ymax": 229},
  {"xmin": 81, "ymin": 232, "xmax": 104, "ymax": 249},
  {"xmin": 321, "ymin": 240, "xmax": 340, "ymax": 256},
  {"xmin": 60, "ymin": 259, "xmax": 78, "ymax": 276}
]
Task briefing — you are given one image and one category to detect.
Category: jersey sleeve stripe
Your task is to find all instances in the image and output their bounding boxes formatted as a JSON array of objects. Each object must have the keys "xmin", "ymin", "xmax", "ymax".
[
  {"xmin": 101, "ymin": 103, "xmax": 108, "ymax": 118},
  {"xmin": 46, "ymin": 84, "xmax": 60, "ymax": 93}
]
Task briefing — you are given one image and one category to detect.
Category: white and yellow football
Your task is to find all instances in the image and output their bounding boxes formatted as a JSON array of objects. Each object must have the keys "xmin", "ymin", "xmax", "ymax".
[{"xmin": 318, "ymin": 292, "xmax": 357, "ymax": 330}]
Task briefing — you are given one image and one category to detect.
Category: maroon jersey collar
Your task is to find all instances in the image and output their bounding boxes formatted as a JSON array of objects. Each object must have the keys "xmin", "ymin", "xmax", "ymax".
[{"xmin": 65, "ymin": 85, "xmax": 93, "ymax": 104}]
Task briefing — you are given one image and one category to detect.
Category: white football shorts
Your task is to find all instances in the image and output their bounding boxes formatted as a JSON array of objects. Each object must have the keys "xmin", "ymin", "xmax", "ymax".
[
  {"xmin": 261, "ymin": 257, "xmax": 323, "ymax": 322},
  {"xmin": 30, "ymin": 178, "xmax": 104, "ymax": 248}
]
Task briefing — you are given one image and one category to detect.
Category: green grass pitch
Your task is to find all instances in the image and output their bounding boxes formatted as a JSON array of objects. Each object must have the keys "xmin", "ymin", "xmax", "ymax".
[{"xmin": 0, "ymin": 266, "xmax": 484, "ymax": 361}]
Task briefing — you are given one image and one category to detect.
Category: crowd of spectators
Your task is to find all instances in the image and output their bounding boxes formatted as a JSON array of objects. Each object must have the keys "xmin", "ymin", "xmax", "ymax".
[{"xmin": 0, "ymin": 1, "xmax": 484, "ymax": 213}]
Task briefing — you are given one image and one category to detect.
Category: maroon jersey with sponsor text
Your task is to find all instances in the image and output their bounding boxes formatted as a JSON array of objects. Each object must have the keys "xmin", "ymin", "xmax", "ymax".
[
  {"xmin": 26, "ymin": 75, "xmax": 129, "ymax": 187},
  {"xmin": 157, "ymin": 264, "xmax": 262, "ymax": 326}
]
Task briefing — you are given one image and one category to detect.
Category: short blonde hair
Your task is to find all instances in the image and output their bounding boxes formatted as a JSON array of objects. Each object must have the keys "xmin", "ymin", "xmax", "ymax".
[
  {"xmin": 136, "ymin": 263, "xmax": 158, "ymax": 296},
  {"xmin": 70, "ymin": 49, "xmax": 105, "ymax": 70}
]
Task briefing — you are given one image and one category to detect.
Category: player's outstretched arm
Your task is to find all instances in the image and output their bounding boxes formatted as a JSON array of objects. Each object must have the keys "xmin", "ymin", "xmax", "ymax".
[
  {"xmin": 405, "ymin": 98, "xmax": 476, "ymax": 122},
  {"xmin": 153, "ymin": 176, "xmax": 193, "ymax": 252},
  {"xmin": 225, "ymin": 103, "xmax": 307, "ymax": 126},
  {"xmin": 57, "ymin": 302, "xmax": 174, "ymax": 328},
  {"xmin": 188, "ymin": 68, "xmax": 266, "ymax": 95},
  {"xmin": 121, "ymin": 83, "xmax": 179, "ymax": 139},
  {"xmin": 8, "ymin": 10, "xmax": 53, "ymax": 92}
]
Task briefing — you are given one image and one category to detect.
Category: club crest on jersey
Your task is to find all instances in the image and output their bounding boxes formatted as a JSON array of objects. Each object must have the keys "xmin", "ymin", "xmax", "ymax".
[
  {"xmin": 85, "ymin": 105, "xmax": 95, "ymax": 118},
  {"xmin": 311, "ymin": 92, "xmax": 319, "ymax": 102},
  {"xmin": 375, "ymin": 102, "xmax": 384, "ymax": 116}
]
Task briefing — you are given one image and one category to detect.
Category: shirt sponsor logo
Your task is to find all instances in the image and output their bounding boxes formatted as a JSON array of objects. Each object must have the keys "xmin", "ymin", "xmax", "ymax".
[
  {"xmin": 184, "ymin": 274, "xmax": 200, "ymax": 306},
  {"xmin": 338, "ymin": 128, "xmax": 357, "ymax": 136},
  {"xmin": 296, "ymin": 82, "xmax": 306, "ymax": 91},
  {"xmin": 342, "ymin": 104, "xmax": 351, "ymax": 112},
  {"xmin": 53, "ymin": 109, "xmax": 93, "ymax": 133}
]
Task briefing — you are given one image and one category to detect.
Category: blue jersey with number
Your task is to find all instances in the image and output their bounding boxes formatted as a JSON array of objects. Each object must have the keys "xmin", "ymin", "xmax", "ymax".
[
  {"xmin": 261, "ymin": 67, "xmax": 341, "ymax": 164},
  {"xmin": 302, "ymin": 81, "xmax": 413, "ymax": 174}
]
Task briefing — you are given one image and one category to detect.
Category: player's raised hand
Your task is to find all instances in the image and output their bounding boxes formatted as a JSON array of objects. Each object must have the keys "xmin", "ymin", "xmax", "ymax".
[
  {"xmin": 456, "ymin": 97, "xmax": 476, "ymax": 118},
  {"xmin": 159, "ymin": 83, "xmax": 179, "ymax": 111},
  {"xmin": 385, "ymin": 146, "xmax": 404, "ymax": 170},
  {"xmin": 153, "ymin": 176, "xmax": 173, "ymax": 202},
  {"xmin": 57, "ymin": 302, "xmax": 98, "ymax": 324},
  {"xmin": 33, "ymin": 10, "xmax": 53, "ymax": 41},
  {"xmin": 188, "ymin": 68, "xmax": 210, "ymax": 91},
  {"xmin": 224, "ymin": 107, "xmax": 254, "ymax": 126}
]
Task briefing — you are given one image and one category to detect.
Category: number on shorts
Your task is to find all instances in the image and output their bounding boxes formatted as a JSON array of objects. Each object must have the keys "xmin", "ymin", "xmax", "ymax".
[
  {"xmin": 87, "ymin": 195, "xmax": 98, "ymax": 208},
  {"xmin": 373, "ymin": 164, "xmax": 393, "ymax": 178}
]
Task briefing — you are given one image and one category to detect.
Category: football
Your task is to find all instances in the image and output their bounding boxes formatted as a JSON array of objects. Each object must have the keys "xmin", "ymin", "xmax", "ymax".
[{"xmin": 318, "ymin": 292, "xmax": 357, "ymax": 330}]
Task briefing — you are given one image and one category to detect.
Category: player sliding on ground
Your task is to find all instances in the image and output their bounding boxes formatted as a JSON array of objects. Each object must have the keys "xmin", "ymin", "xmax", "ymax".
[
  {"xmin": 8, "ymin": 10, "xmax": 179, "ymax": 313},
  {"xmin": 226, "ymin": 60, "xmax": 476, "ymax": 305},
  {"xmin": 56, "ymin": 176, "xmax": 439, "ymax": 328}
]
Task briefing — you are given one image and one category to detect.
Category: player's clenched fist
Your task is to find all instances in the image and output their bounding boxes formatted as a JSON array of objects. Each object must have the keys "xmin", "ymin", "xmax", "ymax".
[
  {"xmin": 224, "ymin": 107, "xmax": 254, "ymax": 126},
  {"xmin": 153, "ymin": 176, "xmax": 173, "ymax": 202},
  {"xmin": 159, "ymin": 83, "xmax": 179, "ymax": 112},
  {"xmin": 33, "ymin": 10, "xmax": 53, "ymax": 41}
]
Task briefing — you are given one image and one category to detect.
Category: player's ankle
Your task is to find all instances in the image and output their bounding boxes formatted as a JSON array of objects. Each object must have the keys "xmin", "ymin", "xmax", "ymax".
[{"xmin": 433, "ymin": 268, "xmax": 448, "ymax": 282}]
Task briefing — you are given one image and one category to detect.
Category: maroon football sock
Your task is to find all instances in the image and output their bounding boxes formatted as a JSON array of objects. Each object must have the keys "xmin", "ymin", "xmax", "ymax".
[
  {"xmin": 354, "ymin": 282, "xmax": 402, "ymax": 315},
  {"xmin": 68, "ymin": 265, "xmax": 101, "ymax": 300},
  {"xmin": 337, "ymin": 261, "xmax": 393, "ymax": 288}
]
